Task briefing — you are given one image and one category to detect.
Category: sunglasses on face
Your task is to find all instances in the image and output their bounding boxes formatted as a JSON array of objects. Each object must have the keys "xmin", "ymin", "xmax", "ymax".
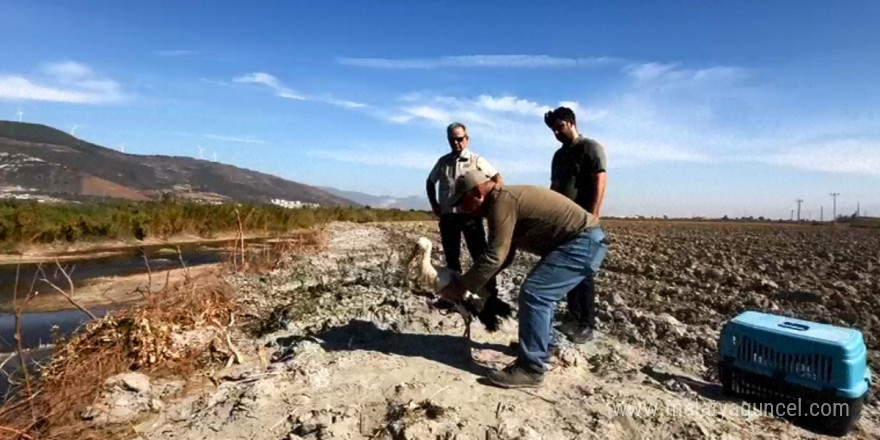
[{"xmin": 448, "ymin": 136, "xmax": 467, "ymax": 143}]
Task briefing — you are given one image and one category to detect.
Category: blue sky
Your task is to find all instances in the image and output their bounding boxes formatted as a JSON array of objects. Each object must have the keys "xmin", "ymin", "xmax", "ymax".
[{"xmin": 1, "ymin": 1, "xmax": 878, "ymax": 219}]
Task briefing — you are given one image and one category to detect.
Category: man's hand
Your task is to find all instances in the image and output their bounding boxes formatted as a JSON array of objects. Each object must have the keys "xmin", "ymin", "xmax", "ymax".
[
  {"xmin": 438, "ymin": 278, "xmax": 467, "ymax": 302},
  {"xmin": 431, "ymin": 204, "xmax": 442, "ymax": 217}
]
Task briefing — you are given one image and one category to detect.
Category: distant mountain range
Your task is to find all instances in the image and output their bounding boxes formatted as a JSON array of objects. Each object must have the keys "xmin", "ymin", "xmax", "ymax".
[
  {"xmin": 319, "ymin": 186, "xmax": 429, "ymax": 211},
  {"xmin": 0, "ymin": 121, "xmax": 356, "ymax": 206}
]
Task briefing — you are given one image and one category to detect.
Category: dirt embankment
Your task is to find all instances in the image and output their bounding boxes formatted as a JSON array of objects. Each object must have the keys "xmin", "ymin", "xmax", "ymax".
[
  {"xmin": 0, "ymin": 232, "xmax": 265, "ymax": 265},
  {"xmin": 18, "ymin": 221, "xmax": 880, "ymax": 439},
  {"xmin": 2, "ymin": 265, "xmax": 218, "ymax": 313}
]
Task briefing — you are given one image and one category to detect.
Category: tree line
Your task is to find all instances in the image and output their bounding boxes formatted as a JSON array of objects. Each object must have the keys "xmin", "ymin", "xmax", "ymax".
[{"xmin": 0, "ymin": 200, "xmax": 431, "ymax": 247}]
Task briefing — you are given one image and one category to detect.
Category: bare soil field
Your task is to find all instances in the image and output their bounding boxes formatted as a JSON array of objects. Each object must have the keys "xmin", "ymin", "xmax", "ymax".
[{"xmin": 34, "ymin": 220, "xmax": 880, "ymax": 439}]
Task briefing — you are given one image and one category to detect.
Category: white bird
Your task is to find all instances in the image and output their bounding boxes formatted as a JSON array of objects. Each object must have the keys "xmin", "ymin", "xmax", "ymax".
[{"xmin": 405, "ymin": 236, "xmax": 512, "ymax": 341}]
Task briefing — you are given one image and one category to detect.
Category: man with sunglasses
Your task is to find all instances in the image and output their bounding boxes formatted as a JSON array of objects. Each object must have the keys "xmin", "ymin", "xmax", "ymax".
[
  {"xmin": 426, "ymin": 122, "xmax": 503, "ymax": 300},
  {"xmin": 544, "ymin": 106, "xmax": 607, "ymax": 344}
]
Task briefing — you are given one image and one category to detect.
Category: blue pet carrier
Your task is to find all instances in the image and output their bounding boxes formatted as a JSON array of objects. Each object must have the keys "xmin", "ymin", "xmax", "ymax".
[{"xmin": 719, "ymin": 311, "xmax": 872, "ymax": 436}]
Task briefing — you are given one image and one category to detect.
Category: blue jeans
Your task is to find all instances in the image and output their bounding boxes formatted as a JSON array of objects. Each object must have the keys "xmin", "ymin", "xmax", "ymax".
[{"xmin": 518, "ymin": 227, "xmax": 608, "ymax": 372}]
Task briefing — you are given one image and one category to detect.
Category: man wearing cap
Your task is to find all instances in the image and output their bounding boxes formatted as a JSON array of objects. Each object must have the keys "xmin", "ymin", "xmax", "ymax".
[
  {"xmin": 426, "ymin": 122, "xmax": 502, "ymax": 297},
  {"xmin": 544, "ymin": 106, "xmax": 608, "ymax": 344},
  {"xmin": 439, "ymin": 170, "xmax": 608, "ymax": 388}
]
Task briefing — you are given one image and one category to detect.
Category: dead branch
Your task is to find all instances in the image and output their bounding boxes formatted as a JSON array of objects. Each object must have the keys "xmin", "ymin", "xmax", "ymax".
[
  {"xmin": 142, "ymin": 252, "xmax": 153, "ymax": 295},
  {"xmin": 160, "ymin": 270, "xmax": 171, "ymax": 294},
  {"xmin": 176, "ymin": 245, "xmax": 189, "ymax": 281},
  {"xmin": 234, "ymin": 208, "xmax": 248, "ymax": 271},
  {"xmin": 12, "ymin": 257, "xmax": 37, "ymax": 425},
  {"xmin": 0, "ymin": 424, "xmax": 35, "ymax": 439},
  {"xmin": 38, "ymin": 260, "xmax": 97, "ymax": 320}
]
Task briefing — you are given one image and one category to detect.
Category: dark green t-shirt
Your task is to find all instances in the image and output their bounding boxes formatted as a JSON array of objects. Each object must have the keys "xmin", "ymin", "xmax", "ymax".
[{"xmin": 550, "ymin": 135, "xmax": 606, "ymax": 213}]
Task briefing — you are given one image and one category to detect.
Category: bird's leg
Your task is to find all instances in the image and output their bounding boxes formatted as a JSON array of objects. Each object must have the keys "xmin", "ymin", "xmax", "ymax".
[{"xmin": 461, "ymin": 314, "xmax": 474, "ymax": 361}]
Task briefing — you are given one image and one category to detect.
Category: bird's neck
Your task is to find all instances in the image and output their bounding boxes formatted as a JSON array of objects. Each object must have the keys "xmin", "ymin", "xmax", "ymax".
[{"xmin": 420, "ymin": 255, "xmax": 438, "ymax": 279}]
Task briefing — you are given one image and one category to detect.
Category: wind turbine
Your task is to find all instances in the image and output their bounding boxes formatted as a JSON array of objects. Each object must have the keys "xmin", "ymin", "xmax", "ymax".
[
  {"xmin": 212, "ymin": 151, "xmax": 218, "ymax": 162},
  {"xmin": 70, "ymin": 125, "xmax": 79, "ymax": 136},
  {"xmin": 16, "ymin": 108, "xmax": 23, "ymax": 123},
  {"xmin": 197, "ymin": 145, "xmax": 205, "ymax": 159},
  {"xmin": 118, "ymin": 143, "xmax": 125, "ymax": 153}
]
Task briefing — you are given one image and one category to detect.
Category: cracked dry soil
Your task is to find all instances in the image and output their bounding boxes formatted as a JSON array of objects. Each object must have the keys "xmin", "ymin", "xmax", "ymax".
[{"xmin": 94, "ymin": 220, "xmax": 878, "ymax": 440}]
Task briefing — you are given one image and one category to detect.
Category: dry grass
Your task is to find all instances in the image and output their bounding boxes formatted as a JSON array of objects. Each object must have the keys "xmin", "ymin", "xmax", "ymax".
[
  {"xmin": 228, "ymin": 227, "xmax": 329, "ymax": 274},
  {"xmin": 0, "ymin": 271, "xmax": 234, "ymax": 439},
  {"xmin": 0, "ymin": 226, "xmax": 329, "ymax": 439}
]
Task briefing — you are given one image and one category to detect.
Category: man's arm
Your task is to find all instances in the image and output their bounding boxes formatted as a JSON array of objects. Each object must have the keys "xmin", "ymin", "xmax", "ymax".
[
  {"xmin": 477, "ymin": 156, "xmax": 502, "ymax": 185},
  {"xmin": 589, "ymin": 171, "xmax": 607, "ymax": 217},
  {"xmin": 460, "ymin": 196, "xmax": 516, "ymax": 296},
  {"xmin": 425, "ymin": 179, "xmax": 441, "ymax": 216},
  {"xmin": 426, "ymin": 160, "xmax": 442, "ymax": 216},
  {"xmin": 582, "ymin": 140, "xmax": 607, "ymax": 216},
  {"xmin": 499, "ymin": 244, "xmax": 517, "ymax": 272}
]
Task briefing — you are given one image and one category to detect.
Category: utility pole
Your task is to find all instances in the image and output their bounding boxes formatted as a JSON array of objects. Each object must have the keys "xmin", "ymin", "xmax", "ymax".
[
  {"xmin": 830, "ymin": 193, "xmax": 840, "ymax": 222},
  {"xmin": 821, "ymin": 206, "xmax": 824, "ymax": 222},
  {"xmin": 796, "ymin": 199, "xmax": 803, "ymax": 221},
  {"xmin": 790, "ymin": 209, "xmax": 794, "ymax": 221},
  {"xmin": 857, "ymin": 202, "xmax": 860, "ymax": 217}
]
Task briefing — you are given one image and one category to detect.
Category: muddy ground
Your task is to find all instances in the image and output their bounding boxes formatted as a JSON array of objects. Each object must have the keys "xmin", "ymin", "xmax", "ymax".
[{"xmin": 80, "ymin": 220, "xmax": 878, "ymax": 439}]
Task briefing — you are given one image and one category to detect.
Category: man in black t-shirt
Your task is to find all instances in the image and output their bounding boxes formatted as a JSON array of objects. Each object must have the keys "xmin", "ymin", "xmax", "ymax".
[{"xmin": 545, "ymin": 106, "xmax": 607, "ymax": 343}]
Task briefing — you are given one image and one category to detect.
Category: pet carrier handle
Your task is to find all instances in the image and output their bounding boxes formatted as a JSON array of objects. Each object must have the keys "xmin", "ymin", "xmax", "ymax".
[{"xmin": 778, "ymin": 321, "xmax": 809, "ymax": 331}]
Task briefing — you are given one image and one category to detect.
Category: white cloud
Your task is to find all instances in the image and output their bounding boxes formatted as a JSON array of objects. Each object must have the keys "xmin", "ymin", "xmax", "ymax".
[
  {"xmin": 234, "ymin": 72, "xmax": 306, "ymax": 100},
  {"xmin": 625, "ymin": 62, "xmax": 752, "ymax": 91},
  {"xmin": 232, "ymin": 72, "xmax": 367, "ymax": 109},
  {"xmin": 476, "ymin": 95, "xmax": 550, "ymax": 117},
  {"xmin": 381, "ymin": 94, "xmax": 605, "ymax": 154},
  {"xmin": 322, "ymin": 98, "xmax": 367, "ymax": 109},
  {"xmin": 335, "ymin": 63, "xmax": 771, "ymax": 174},
  {"xmin": 388, "ymin": 114, "xmax": 415, "ymax": 124},
  {"xmin": 400, "ymin": 106, "xmax": 450, "ymax": 122},
  {"xmin": 283, "ymin": 59, "xmax": 879, "ymax": 180},
  {"xmin": 760, "ymin": 139, "xmax": 880, "ymax": 176},
  {"xmin": 0, "ymin": 61, "xmax": 124, "ymax": 104},
  {"xmin": 337, "ymin": 55, "xmax": 623, "ymax": 69},
  {"xmin": 43, "ymin": 61, "xmax": 93, "ymax": 79}
]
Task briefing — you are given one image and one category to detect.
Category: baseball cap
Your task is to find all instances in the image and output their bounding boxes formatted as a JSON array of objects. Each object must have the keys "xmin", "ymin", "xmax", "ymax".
[{"xmin": 450, "ymin": 169, "xmax": 490, "ymax": 207}]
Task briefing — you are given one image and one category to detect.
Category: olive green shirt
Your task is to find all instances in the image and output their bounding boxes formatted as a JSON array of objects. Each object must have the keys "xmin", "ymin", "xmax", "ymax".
[
  {"xmin": 551, "ymin": 135, "xmax": 606, "ymax": 212},
  {"xmin": 460, "ymin": 185, "xmax": 600, "ymax": 294}
]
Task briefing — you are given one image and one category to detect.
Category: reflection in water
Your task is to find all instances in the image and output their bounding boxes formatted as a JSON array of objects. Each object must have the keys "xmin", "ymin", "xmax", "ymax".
[
  {"xmin": 0, "ymin": 238, "xmax": 270, "ymax": 401},
  {"xmin": 0, "ymin": 243, "xmax": 229, "ymax": 303},
  {"xmin": 0, "ymin": 307, "xmax": 114, "ymax": 352}
]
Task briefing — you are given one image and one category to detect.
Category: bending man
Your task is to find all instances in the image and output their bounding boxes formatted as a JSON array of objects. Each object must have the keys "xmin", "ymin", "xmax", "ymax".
[{"xmin": 439, "ymin": 170, "xmax": 608, "ymax": 388}]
